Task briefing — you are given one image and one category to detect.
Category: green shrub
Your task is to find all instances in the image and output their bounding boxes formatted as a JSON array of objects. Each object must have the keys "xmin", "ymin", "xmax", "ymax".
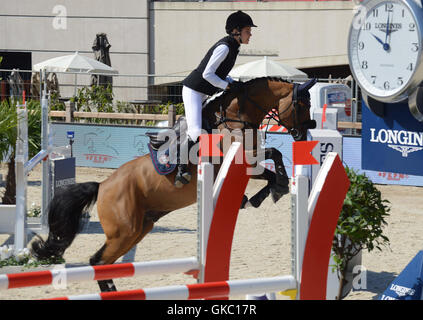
[
  {"xmin": 70, "ymin": 84, "xmax": 114, "ymax": 123},
  {"xmin": 332, "ymin": 167, "xmax": 391, "ymax": 299}
]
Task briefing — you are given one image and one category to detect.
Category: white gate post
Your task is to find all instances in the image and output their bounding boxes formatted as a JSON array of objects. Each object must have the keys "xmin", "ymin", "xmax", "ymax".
[
  {"xmin": 197, "ymin": 162, "xmax": 214, "ymax": 283},
  {"xmin": 15, "ymin": 103, "xmax": 28, "ymax": 251},
  {"xmin": 41, "ymin": 87, "xmax": 51, "ymax": 232}
]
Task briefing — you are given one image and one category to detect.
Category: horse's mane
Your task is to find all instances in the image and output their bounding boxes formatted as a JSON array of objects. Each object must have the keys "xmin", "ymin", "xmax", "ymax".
[{"xmin": 243, "ymin": 76, "xmax": 292, "ymax": 85}]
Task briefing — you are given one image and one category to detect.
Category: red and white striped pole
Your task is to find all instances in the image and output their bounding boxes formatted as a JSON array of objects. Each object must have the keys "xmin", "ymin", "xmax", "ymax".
[
  {"xmin": 46, "ymin": 275, "xmax": 296, "ymax": 300},
  {"xmin": 0, "ymin": 257, "xmax": 198, "ymax": 290}
]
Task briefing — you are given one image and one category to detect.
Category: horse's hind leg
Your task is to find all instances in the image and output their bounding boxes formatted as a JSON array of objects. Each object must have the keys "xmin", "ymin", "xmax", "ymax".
[
  {"xmin": 90, "ymin": 236, "xmax": 140, "ymax": 292},
  {"xmin": 89, "ymin": 206, "xmax": 153, "ymax": 292},
  {"xmin": 89, "ymin": 244, "xmax": 118, "ymax": 292}
]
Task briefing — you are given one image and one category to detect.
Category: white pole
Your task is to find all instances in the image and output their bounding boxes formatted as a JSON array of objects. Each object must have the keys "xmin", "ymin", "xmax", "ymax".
[
  {"xmin": 14, "ymin": 103, "xmax": 28, "ymax": 252},
  {"xmin": 41, "ymin": 82, "xmax": 50, "ymax": 232},
  {"xmin": 291, "ymin": 174, "xmax": 310, "ymax": 299},
  {"xmin": 197, "ymin": 162, "xmax": 214, "ymax": 283}
]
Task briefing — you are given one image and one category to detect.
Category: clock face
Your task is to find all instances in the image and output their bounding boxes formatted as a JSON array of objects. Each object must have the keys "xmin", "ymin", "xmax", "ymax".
[{"xmin": 348, "ymin": 0, "xmax": 421, "ymax": 102}]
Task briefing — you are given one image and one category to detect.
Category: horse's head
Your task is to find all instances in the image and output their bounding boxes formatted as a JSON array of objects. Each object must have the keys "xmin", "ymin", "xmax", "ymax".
[
  {"xmin": 277, "ymin": 78, "xmax": 317, "ymax": 141},
  {"xmin": 204, "ymin": 77, "xmax": 317, "ymax": 142}
]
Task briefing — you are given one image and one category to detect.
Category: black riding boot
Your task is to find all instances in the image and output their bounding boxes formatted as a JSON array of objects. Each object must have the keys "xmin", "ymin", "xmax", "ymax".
[{"xmin": 174, "ymin": 137, "xmax": 196, "ymax": 188}]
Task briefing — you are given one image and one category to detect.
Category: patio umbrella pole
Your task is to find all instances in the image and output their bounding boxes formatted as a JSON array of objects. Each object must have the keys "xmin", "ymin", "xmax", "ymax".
[{"xmin": 39, "ymin": 69, "xmax": 43, "ymax": 100}]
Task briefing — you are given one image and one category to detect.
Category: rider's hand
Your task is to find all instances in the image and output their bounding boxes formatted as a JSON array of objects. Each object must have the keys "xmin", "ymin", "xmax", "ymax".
[
  {"xmin": 225, "ymin": 75, "xmax": 234, "ymax": 83},
  {"xmin": 228, "ymin": 81, "xmax": 244, "ymax": 94}
]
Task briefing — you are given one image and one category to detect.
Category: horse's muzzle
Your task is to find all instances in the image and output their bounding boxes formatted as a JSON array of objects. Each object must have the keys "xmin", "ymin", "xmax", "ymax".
[
  {"xmin": 304, "ymin": 120, "xmax": 317, "ymax": 129},
  {"xmin": 291, "ymin": 120, "xmax": 317, "ymax": 141}
]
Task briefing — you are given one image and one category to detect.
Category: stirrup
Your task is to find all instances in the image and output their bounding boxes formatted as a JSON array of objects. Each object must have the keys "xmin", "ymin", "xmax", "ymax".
[{"xmin": 174, "ymin": 165, "xmax": 191, "ymax": 188}]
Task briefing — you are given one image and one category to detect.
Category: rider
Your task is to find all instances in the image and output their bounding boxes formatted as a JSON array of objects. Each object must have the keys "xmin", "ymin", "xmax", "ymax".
[{"xmin": 175, "ymin": 10, "xmax": 257, "ymax": 188}]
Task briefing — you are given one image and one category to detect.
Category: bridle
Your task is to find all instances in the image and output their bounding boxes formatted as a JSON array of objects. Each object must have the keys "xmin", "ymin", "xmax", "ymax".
[
  {"xmin": 276, "ymin": 84, "xmax": 316, "ymax": 140},
  {"xmin": 215, "ymin": 83, "xmax": 316, "ymax": 140}
]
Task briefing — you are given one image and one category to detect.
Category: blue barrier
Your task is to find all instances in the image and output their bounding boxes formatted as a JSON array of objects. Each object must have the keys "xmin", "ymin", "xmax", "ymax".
[{"xmin": 379, "ymin": 251, "xmax": 423, "ymax": 300}]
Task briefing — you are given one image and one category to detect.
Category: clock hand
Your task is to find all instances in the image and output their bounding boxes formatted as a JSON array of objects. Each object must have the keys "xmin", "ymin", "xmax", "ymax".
[
  {"xmin": 372, "ymin": 33, "xmax": 385, "ymax": 46},
  {"xmin": 385, "ymin": 13, "xmax": 390, "ymax": 44},
  {"xmin": 384, "ymin": 13, "xmax": 391, "ymax": 51}
]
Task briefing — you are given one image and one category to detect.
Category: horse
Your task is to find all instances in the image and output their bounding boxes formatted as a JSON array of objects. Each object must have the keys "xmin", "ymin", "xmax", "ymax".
[{"xmin": 31, "ymin": 77, "xmax": 317, "ymax": 292}]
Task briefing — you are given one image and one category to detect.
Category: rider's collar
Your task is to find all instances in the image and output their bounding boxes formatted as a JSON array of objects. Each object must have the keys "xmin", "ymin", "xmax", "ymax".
[{"xmin": 227, "ymin": 35, "xmax": 241, "ymax": 49}]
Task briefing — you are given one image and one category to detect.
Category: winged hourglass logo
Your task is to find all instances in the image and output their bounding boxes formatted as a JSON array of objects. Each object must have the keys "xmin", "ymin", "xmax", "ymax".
[
  {"xmin": 370, "ymin": 128, "xmax": 423, "ymax": 158},
  {"xmin": 387, "ymin": 145, "xmax": 423, "ymax": 157}
]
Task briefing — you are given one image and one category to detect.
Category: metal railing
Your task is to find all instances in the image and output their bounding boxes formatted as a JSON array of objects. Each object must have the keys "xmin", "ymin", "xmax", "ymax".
[{"xmin": 0, "ymin": 68, "xmax": 362, "ymax": 134}]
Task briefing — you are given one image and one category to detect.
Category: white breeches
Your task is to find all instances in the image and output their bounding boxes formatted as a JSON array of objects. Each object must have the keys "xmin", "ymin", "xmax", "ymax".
[{"xmin": 182, "ymin": 86, "xmax": 208, "ymax": 142}]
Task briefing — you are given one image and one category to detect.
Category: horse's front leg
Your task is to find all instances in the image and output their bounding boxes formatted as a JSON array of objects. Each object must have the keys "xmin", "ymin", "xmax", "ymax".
[
  {"xmin": 265, "ymin": 147, "xmax": 290, "ymax": 203},
  {"xmin": 241, "ymin": 147, "xmax": 290, "ymax": 209},
  {"xmin": 241, "ymin": 168, "xmax": 272, "ymax": 209}
]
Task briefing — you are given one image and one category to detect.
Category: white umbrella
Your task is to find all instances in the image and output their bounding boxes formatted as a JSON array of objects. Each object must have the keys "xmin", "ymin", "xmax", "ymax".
[
  {"xmin": 33, "ymin": 51, "xmax": 118, "ymax": 74},
  {"xmin": 229, "ymin": 56, "xmax": 307, "ymax": 81},
  {"xmin": 33, "ymin": 52, "xmax": 118, "ymax": 95}
]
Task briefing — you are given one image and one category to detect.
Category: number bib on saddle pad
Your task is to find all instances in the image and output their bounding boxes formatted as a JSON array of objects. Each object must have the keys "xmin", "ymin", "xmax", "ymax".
[
  {"xmin": 147, "ymin": 143, "xmax": 177, "ymax": 175},
  {"xmin": 146, "ymin": 117, "xmax": 189, "ymax": 176}
]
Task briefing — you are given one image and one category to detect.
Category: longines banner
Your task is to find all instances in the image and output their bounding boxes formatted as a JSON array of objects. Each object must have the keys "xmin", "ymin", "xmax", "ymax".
[{"xmin": 362, "ymin": 102, "xmax": 423, "ymax": 176}]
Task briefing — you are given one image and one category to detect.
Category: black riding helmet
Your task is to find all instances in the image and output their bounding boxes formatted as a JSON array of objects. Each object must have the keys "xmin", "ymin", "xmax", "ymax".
[{"xmin": 225, "ymin": 10, "xmax": 257, "ymax": 35}]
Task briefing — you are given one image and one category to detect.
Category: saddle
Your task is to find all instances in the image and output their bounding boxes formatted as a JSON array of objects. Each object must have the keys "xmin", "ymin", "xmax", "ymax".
[
  {"xmin": 146, "ymin": 92, "xmax": 225, "ymax": 175},
  {"xmin": 147, "ymin": 116, "xmax": 205, "ymax": 175},
  {"xmin": 146, "ymin": 116, "xmax": 186, "ymax": 151}
]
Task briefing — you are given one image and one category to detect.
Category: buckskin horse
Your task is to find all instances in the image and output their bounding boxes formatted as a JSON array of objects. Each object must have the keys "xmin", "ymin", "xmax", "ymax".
[{"xmin": 31, "ymin": 77, "xmax": 317, "ymax": 292}]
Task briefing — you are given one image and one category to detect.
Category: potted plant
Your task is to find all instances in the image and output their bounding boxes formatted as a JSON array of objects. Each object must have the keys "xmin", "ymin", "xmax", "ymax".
[{"xmin": 332, "ymin": 167, "xmax": 391, "ymax": 299}]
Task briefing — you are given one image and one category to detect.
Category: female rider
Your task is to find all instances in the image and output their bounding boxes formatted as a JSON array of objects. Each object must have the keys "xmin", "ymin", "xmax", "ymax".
[{"xmin": 175, "ymin": 10, "xmax": 257, "ymax": 188}]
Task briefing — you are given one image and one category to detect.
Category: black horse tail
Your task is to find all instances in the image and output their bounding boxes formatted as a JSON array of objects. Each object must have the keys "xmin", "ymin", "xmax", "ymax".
[{"xmin": 31, "ymin": 182, "xmax": 100, "ymax": 261}]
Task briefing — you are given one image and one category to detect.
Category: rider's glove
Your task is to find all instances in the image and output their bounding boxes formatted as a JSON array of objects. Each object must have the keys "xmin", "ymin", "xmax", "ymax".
[{"xmin": 227, "ymin": 81, "xmax": 245, "ymax": 94}]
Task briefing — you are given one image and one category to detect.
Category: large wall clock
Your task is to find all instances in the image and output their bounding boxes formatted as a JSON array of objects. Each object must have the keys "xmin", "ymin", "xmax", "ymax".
[{"xmin": 348, "ymin": 0, "xmax": 423, "ymax": 120}]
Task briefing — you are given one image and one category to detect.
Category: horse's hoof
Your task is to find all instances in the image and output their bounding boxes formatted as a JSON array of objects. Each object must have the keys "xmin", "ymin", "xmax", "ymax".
[
  {"xmin": 249, "ymin": 196, "xmax": 263, "ymax": 208},
  {"xmin": 174, "ymin": 180, "xmax": 184, "ymax": 188},
  {"xmin": 270, "ymin": 185, "xmax": 290, "ymax": 203},
  {"xmin": 242, "ymin": 200, "xmax": 252, "ymax": 209},
  {"xmin": 182, "ymin": 172, "xmax": 192, "ymax": 182},
  {"xmin": 98, "ymin": 280, "xmax": 117, "ymax": 292},
  {"xmin": 174, "ymin": 176, "xmax": 189, "ymax": 188},
  {"xmin": 240, "ymin": 195, "xmax": 251, "ymax": 209}
]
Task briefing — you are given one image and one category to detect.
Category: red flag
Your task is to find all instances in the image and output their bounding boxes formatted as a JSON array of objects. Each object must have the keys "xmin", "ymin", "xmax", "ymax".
[
  {"xmin": 292, "ymin": 141, "xmax": 319, "ymax": 165},
  {"xmin": 321, "ymin": 104, "xmax": 327, "ymax": 129}
]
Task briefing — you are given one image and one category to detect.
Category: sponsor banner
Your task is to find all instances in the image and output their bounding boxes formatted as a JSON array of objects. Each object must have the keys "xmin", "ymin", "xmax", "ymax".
[
  {"xmin": 343, "ymin": 136, "xmax": 423, "ymax": 186},
  {"xmin": 362, "ymin": 102, "xmax": 423, "ymax": 176},
  {"xmin": 51, "ymin": 123, "xmax": 152, "ymax": 168},
  {"xmin": 379, "ymin": 251, "xmax": 423, "ymax": 300},
  {"xmin": 308, "ymin": 129, "xmax": 343, "ymax": 186},
  {"xmin": 52, "ymin": 157, "xmax": 76, "ymax": 196}
]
